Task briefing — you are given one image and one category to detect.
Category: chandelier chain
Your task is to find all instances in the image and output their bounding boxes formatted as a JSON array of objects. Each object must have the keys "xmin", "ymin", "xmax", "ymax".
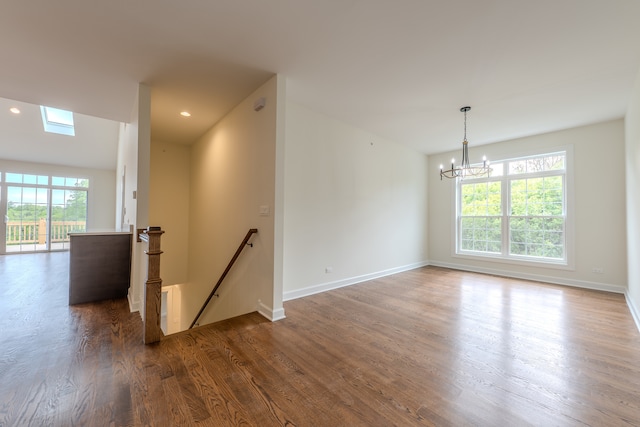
[{"xmin": 463, "ymin": 109, "xmax": 467, "ymax": 141}]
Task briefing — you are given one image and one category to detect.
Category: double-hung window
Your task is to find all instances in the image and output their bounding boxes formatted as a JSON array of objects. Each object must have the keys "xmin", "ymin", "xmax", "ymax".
[{"xmin": 456, "ymin": 150, "xmax": 570, "ymax": 267}]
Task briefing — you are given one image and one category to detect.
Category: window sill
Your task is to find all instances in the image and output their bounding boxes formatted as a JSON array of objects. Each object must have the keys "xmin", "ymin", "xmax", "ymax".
[{"xmin": 453, "ymin": 251, "xmax": 574, "ymax": 271}]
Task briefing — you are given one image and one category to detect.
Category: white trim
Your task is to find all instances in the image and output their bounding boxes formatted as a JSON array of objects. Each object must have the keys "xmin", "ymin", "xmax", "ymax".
[
  {"xmin": 428, "ymin": 259, "xmax": 626, "ymax": 294},
  {"xmin": 452, "ymin": 252, "xmax": 574, "ymax": 271},
  {"xmin": 625, "ymin": 292, "xmax": 640, "ymax": 333},
  {"xmin": 283, "ymin": 261, "xmax": 429, "ymax": 301},
  {"xmin": 257, "ymin": 299, "xmax": 286, "ymax": 321},
  {"xmin": 161, "ymin": 284, "xmax": 184, "ymax": 334},
  {"xmin": 127, "ymin": 292, "xmax": 141, "ymax": 314}
]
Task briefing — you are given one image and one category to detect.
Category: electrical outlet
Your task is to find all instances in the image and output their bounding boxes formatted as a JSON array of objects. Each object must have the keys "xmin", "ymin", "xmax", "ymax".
[{"xmin": 592, "ymin": 267, "xmax": 604, "ymax": 274}]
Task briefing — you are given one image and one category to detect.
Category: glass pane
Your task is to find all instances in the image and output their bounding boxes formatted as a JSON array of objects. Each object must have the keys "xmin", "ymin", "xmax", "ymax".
[
  {"xmin": 510, "ymin": 242, "xmax": 525, "ymax": 255},
  {"xmin": 36, "ymin": 188, "xmax": 48, "ymax": 204},
  {"xmin": 52, "ymin": 176, "xmax": 65, "ymax": 186},
  {"xmin": 6, "ymin": 173, "xmax": 22, "ymax": 183},
  {"xmin": 44, "ymin": 106, "xmax": 74, "ymax": 126},
  {"xmin": 50, "ymin": 188, "xmax": 87, "ymax": 250},
  {"xmin": 460, "ymin": 216, "xmax": 502, "ymax": 254},
  {"xmin": 461, "ymin": 239, "xmax": 474, "ymax": 251},
  {"xmin": 511, "ymin": 176, "xmax": 564, "ymax": 217},
  {"xmin": 509, "ymin": 160, "xmax": 526, "ymax": 175},
  {"xmin": 473, "ymin": 241, "xmax": 486, "ymax": 251},
  {"xmin": 461, "ymin": 181, "xmax": 501, "ymax": 217},
  {"xmin": 526, "ymin": 158, "xmax": 546, "ymax": 173},
  {"xmin": 473, "ymin": 228, "xmax": 486, "ymax": 241},
  {"xmin": 22, "ymin": 187, "xmax": 36, "ymax": 204},
  {"xmin": 488, "ymin": 241, "xmax": 502, "ymax": 253},
  {"xmin": 5, "ymin": 186, "xmax": 49, "ymax": 253},
  {"xmin": 508, "ymin": 153, "xmax": 565, "ymax": 174},
  {"xmin": 545, "ymin": 155, "xmax": 565, "ymax": 171},
  {"xmin": 23, "ymin": 174, "xmax": 37, "ymax": 184},
  {"xmin": 510, "ymin": 180, "xmax": 526, "ymax": 215},
  {"xmin": 488, "ymin": 163, "xmax": 504, "ymax": 177},
  {"xmin": 509, "ymin": 216, "xmax": 564, "ymax": 260}
]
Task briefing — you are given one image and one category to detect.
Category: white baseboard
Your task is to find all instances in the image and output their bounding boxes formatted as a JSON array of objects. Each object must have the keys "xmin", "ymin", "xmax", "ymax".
[
  {"xmin": 625, "ymin": 292, "xmax": 640, "ymax": 333},
  {"xmin": 283, "ymin": 261, "xmax": 429, "ymax": 302},
  {"xmin": 428, "ymin": 260, "xmax": 627, "ymax": 294},
  {"xmin": 257, "ymin": 299, "xmax": 286, "ymax": 321},
  {"xmin": 127, "ymin": 291, "xmax": 140, "ymax": 314}
]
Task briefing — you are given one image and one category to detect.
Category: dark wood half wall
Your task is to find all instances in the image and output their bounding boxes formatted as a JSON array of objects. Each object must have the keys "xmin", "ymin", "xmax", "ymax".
[{"xmin": 68, "ymin": 232, "xmax": 132, "ymax": 305}]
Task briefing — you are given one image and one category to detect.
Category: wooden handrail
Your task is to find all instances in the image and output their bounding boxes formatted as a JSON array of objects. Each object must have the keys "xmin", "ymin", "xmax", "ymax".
[{"xmin": 189, "ymin": 228, "xmax": 258, "ymax": 329}]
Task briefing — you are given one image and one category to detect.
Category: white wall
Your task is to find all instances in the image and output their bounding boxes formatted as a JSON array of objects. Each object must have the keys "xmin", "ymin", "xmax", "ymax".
[
  {"xmin": 283, "ymin": 102, "xmax": 429, "ymax": 300},
  {"xmin": 428, "ymin": 119, "xmax": 627, "ymax": 292},
  {"xmin": 183, "ymin": 75, "xmax": 280, "ymax": 328},
  {"xmin": 625, "ymin": 67, "xmax": 640, "ymax": 328},
  {"xmin": 0, "ymin": 159, "xmax": 116, "ymax": 230},
  {"xmin": 116, "ymin": 84, "xmax": 151, "ymax": 313},
  {"xmin": 136, "ymin": 85, "xmax": 151, "ymax": 229},
  {"xmin": 149, "ymin": 140, "xmax": 190, "ymax": 287},
  {"xmin": 116, "ymin": 124, "xmax": 137, "ymax": 232}
]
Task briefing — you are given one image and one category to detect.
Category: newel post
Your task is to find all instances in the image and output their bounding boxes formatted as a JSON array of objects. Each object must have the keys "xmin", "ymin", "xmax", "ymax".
[{"xmin": 140, "ymin": 226, "xmax": 165, "ymax": 344}]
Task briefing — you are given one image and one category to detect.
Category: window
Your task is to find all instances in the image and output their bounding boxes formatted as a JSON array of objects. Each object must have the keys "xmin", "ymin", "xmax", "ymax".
[
  {"xmin": 456, "ymin": 150, "xmax": 569, "ymax": 266},
  {"xmin": 5, "ymin": 173, "xmax": 49, "ymax": 185},
  {"xmin": 1, "ymin": 172, "xmax": 89, "ymax": 253},
  {"xmin": 40, "ymin": 106, "xmax": 75, "ymax": 136}
]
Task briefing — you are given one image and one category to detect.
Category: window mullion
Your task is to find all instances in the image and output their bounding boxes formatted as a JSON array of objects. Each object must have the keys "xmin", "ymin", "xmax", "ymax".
[{"xmin": 503, "ymin": 176, "xmax": 509, "ymax": 256}]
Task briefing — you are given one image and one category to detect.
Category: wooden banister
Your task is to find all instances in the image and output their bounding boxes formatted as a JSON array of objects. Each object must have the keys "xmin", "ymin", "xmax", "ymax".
[
  {"xmin": 189, "ymin": 228, "xmax": 258, "ymax": 329},
  {"xmin": 141, "ymin": 227, "xmax": 165, "ymax": 344}
]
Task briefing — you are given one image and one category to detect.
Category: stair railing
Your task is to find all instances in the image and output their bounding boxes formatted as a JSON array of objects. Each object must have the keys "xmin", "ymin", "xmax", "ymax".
[
  {"xmin": 139, "ymin": 226, "xmax": 165, "ymax": 344},
  {"xmin": 189, "ymin": 228, "xmax": 258, "ymax": 329}
]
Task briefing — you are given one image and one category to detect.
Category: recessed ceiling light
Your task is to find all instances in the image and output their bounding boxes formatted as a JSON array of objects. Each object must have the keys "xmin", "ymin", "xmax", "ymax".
[
  {"xmin": 9, "ymin": 107, "xmax": 20, "ymax": 114},
  {"xmin": 180, "ymin": 111, "xmax": 191, "ymax": 117}
]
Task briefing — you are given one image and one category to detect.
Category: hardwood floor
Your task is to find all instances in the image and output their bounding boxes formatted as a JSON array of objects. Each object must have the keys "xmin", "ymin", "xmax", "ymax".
[{"xmin": 1, "ymin": 252, "xmax": 640, "ymax": 426}]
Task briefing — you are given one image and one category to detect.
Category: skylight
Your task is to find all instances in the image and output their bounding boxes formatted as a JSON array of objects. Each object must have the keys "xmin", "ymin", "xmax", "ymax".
[{"xmin": 40, "ymin": 106, "xmax": 75, "ymax": 136}]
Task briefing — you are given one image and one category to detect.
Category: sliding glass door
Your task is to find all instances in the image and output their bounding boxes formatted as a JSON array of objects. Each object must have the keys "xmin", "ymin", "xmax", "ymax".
[
  {"xmin": 51, "ymin": 184, "xmax": 88, "ymax": 250},
  {"xmin": 1, "ymin": 172, "xmax": 88, "ymax": 254},
  {"xmin": 6, "ymin": 185, "xmax": 49, "ymax": 253}
]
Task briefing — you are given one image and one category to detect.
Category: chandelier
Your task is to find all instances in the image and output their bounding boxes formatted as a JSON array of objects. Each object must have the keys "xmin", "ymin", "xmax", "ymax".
[{"xmin": 440, "ymin": 106, "xmax": 491, "ymax": 180}]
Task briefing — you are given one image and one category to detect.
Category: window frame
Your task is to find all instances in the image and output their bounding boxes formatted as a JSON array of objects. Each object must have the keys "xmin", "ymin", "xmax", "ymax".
[
  {"xmin": 453, "ymin": 146, "xmax": 574, "ymax": 270},
  {"xmin": 40, "ymin": 106, "xmax": 75, "ymax": 136},
  {"xmin": 0, "ymin": 171, "xmax": 90, "ymax": 254}
]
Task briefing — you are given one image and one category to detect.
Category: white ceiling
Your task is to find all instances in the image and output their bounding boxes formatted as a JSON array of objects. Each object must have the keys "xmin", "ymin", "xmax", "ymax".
[
  {"xmin": 1, "ymin": 0, "xmax": 639, "ymax": 158},
  {"xmin": 0, "ymin": 98, "xmax": 120, "ymax": 170}
]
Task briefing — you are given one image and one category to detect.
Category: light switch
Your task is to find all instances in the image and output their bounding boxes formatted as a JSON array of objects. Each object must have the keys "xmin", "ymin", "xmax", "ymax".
[{"xmin": 259, "ymin": 205, "xmax": 270, "ymax": 216}]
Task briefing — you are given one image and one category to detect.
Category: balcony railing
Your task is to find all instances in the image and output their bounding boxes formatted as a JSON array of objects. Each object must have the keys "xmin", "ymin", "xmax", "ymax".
[{"xmin": 6, "ymin": 220, "xmax": 86, "ymax": 245}]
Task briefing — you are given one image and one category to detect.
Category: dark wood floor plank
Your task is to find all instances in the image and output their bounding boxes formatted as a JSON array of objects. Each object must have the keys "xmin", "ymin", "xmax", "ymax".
[{"xmin": 2, "ymin": 253, "xmax": 640, "ymax": 426}]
